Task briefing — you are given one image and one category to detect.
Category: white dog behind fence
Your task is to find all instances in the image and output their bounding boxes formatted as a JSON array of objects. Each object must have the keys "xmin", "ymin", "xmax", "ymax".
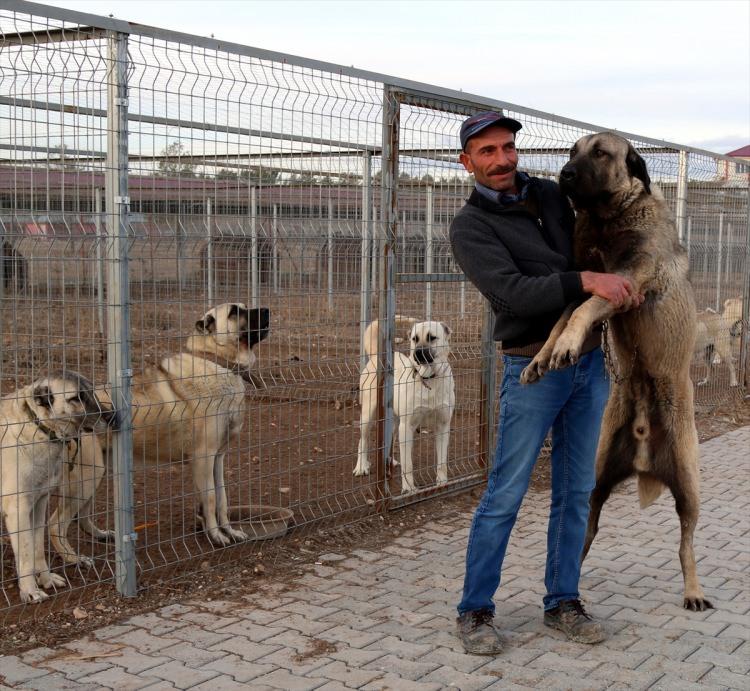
[{"xmin": 354, "ymin": 317, "xmax": 455, "ymax": 493}]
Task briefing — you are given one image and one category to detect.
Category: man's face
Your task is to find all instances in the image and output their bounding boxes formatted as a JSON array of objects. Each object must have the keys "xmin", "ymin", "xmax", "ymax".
[{"xmin": 459, "ymin": 126, "xmax": 519, "ymax": 192}]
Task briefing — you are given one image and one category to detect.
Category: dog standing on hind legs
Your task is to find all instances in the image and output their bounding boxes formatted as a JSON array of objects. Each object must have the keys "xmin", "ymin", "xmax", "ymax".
[{"xmin": 521, "ymin": 131, "xmax": 712, "ymax": 611}]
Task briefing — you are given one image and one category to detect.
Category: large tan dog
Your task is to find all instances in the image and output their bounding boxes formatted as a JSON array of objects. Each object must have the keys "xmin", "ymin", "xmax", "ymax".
[
  {"xmin": 520, "ymin": 132, "xmax": 711, "ymax": 610},
  {"xmin": 0, "ymin": 372, "xmax": 113, "ymax": 602},
  {"xmin": 354, "ymin": 317, "xmax": 455, "ymax": 493},
  {"xmin": 50, "ymin": 303, "xmax": 270, "ymax": 555}
]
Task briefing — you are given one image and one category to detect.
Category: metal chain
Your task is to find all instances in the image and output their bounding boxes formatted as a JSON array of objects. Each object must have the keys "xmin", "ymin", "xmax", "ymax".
[{"xmin": 601, "ymin": 320, "xmax": 637, "ymax": 384}]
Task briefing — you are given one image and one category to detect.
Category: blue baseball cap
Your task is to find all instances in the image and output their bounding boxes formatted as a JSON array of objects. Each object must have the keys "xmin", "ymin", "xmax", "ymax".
[{"xmin": 460, "ymin": 111, "xmax": 522, "ymax": 151}]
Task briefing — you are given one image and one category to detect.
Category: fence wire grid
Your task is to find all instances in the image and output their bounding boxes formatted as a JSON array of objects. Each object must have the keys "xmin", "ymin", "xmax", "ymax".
[{"xmin": 0, "ymin": 0, "xmax": 748, "ymax": 620}]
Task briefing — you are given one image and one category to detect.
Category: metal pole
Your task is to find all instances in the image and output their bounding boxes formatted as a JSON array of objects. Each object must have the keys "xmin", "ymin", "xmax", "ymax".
[
  {"xmin": 250, "ymin": 186, "xmax": 258, "ymax": 308},
  {"xmin": 425, "ymin": 186, "xmax": 433, "ymax": 322},
  {"xmin": 272, "ymin": 203, "xmax": 279, "ymax": 294},
  {"xmin": 686, "ymin": 216, "xmax": 692, "ymax": 262},
  {"xmin": 740, "ymin": 199, "xmax": 750, "ymax": 389},
  {"xmin": 327, "ymin": 198, "xmax": 334, "ymax": 312},
  {"xmin": 376, "ymin": 86, "xmax": 399, "ymax": 509},
  {"xmin": 371, "ymin": 205, "xmax": 379, "ymax": 301},
  {"xmin": 676, "ymin": 149, "xmax": 689, "ymax": 244},
  {"xmin": 206, "ymin": 197, "xmax": 213, "ymax": 306},
  {"xmin": 360, "ymin": 152, "xmax": 372, "ymax": 370},
  {"xmin": 95, "ymin": 187, "xmax": 105, "ymax": 337},
  {"xmin": 106, "ymin": 30, "xmax": 136, "ymax": 598},
  {"xmin": 716, "ymin": 209, "xmax": 724, "ymax": 312}
]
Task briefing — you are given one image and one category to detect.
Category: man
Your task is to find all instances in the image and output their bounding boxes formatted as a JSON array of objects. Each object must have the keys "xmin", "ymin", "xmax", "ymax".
[{"xmin": 449, "ymin": 111, "xmax": 642, "ymax": 655}]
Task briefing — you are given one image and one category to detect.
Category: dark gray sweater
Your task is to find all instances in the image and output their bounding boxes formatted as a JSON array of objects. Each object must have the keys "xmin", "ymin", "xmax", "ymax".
[{"xmin": 449, "ymin": 176, "xmax": 586, "ymax": 347}]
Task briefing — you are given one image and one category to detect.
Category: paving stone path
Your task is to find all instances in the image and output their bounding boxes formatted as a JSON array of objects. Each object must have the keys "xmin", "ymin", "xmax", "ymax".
[{"xmin": 1, "ymin": 427, "xmax": 748, "ymax": 690}]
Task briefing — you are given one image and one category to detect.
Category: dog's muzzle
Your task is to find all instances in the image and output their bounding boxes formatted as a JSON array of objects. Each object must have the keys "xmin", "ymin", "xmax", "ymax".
[{"xmin": 413, "ymin": 347, "xmax": 434, "ymax": 365}]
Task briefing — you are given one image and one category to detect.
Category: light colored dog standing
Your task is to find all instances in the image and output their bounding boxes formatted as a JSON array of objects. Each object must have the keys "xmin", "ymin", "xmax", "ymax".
[
  {"xmin": 354, "ymin": 317, "xmax": 455, "ymax": 493},
  {"xmin": 694, "ymin": 307, "xmax": 739, "ymax": 387},
  {"xmin": 0, "ymin": 372, "xmax": 113, "ymax": 603},
  {"xmin": 49, "ymin": 303, "xmax": 270, "ymax": 555}
]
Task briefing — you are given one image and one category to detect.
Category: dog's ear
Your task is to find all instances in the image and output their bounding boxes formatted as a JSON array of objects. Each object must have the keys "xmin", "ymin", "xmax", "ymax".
[
  {"xmin": 33, "ymin": 384, "xmax": 53, "ymax": 409},
  {"xmin": 195, "ymin": 313, "xmax": 216, "ymax": 334},
  {"xmin": 626, "ymin": 145, "xmax": 651, "ymax": 194},
  {"xmin": 440, "ymin": 322, "xmax": 452, "ymax": 339},
  {"xmin": 227, "ymin": 304, "xmax": 240, "ymax": 319}
]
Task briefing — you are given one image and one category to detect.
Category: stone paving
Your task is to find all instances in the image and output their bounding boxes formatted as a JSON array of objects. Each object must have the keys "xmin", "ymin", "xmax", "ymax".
[{"xmin": 1, "ymin": 427, "xmax": 748, "ymax": 690}]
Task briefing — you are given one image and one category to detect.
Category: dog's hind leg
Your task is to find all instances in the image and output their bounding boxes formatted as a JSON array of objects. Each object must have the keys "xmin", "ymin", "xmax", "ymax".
[
  {"xmin": 582, "ymin": 391, "xmax": 635, "ymax": 562},
  {"xmin": 354, "ymin": 373, "xmax": 376, "ymax": 477},
  {"xmin": 663, "ymin": 399, "xmax": 712, "ymax": 611}
]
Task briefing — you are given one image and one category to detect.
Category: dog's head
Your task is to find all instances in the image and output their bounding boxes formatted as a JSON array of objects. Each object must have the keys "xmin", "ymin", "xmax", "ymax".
[
  {"xmin": 408, "ymin": 320, "xmax": 452, "ymax": 378},
  {"xmin": 27, "ymin": 371, "xmax": 114, "ymax": 437},
  {"xmin": 191, "ymin": 303, "xmax": 271, "ymax": 368},
  {"xmin": 559, "ymin": 132, "xmax": 651, "ymax": 214}
]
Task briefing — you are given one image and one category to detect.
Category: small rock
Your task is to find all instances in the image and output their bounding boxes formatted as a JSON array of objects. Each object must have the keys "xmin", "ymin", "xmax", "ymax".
[
  {"xmin": 253, "ymin": 564, "xmax": 266, "ymax": 575},
  {"xmin": 72, "ymin": 607, "xmax": 88, "ymax": 620},
  {"xmin": 279, "ymin": 487, "xmax": 290, "ymax": 494},
  {"xmin": 200, "ymin": 560, "xmax": 210, "ymax": 571}
]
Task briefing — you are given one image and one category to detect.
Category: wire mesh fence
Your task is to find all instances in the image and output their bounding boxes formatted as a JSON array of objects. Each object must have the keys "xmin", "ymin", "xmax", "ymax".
[{"xmin": 0, "ymin": 1, "xmax": 748, "ymax": 619}]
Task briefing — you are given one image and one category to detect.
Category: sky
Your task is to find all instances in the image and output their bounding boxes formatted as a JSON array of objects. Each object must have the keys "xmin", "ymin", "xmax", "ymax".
[{"xmin": 38, "ymin": 0, "xmax": 750, "ymax": 154}]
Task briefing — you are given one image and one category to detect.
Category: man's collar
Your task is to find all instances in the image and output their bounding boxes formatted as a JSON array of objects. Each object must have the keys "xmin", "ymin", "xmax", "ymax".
[{"xmin": 475, "ymin": 172, "xmax": 531, "ymax": 207}]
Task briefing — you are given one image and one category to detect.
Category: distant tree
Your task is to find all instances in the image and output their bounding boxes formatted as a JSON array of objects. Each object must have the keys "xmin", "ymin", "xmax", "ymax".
[{"xmin": 157, "ymin": 142, "xmax": 196, "ymax": 177}]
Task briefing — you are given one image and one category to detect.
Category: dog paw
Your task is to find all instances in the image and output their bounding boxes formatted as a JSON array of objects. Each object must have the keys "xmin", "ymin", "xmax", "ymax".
[
  {"xmin": 401, "ymin": 476, "xmax": 417, "ymax": 494},
  {"xmin": 222, "ymin": 525, "xmax": 248, "ymax": 542},
  {"xmin": 21, "ymin": 588, "xmax": 49, "ymax": 604},
  {"xmin": 38, "ymin": 572, "xmax": 67, "ymax": 590},
  {"xmin": 207, "ymin": 528, "xmax": 232, "ymax": 547},
  {"xmin": 683, "ymin": 595, "xmax": 713, "ymax": 611},
  {"xmin": 95, "ymin": 529, "xmax": 116, "ymax": 542},
  {"xmin": 550, "ymin": 337, "xmax": 582, "ymax": 370},
  {"xmin": 353, "ymin": 462, "xmax": 371, "ymax": 477},
  {"xmin": 520, "ymin": 358, "xmax": 548, "ymax": 384}
]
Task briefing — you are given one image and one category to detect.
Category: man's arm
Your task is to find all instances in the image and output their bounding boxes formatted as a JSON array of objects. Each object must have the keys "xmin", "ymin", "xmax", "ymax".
[{"xmin": 450, "ymin": 222, "xmax": 583, "ymax": 319}]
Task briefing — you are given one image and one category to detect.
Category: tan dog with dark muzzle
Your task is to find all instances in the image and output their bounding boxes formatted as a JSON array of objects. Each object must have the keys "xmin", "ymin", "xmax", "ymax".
[
  {"xmin": 521, "ymin": 132, "xmax": 711, "ymax": 611},
  {"xmin": 0, "ymin": 372, "xmax": 113, "ymax": 603}
]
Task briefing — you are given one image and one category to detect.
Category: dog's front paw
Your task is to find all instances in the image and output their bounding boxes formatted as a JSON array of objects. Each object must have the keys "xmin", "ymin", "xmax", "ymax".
[
  {"xmin": 221, "ymin": 525, "xmax": 248, "ymax": 542},
  {"xmin": 38, "ymin": 571, "xmax": 67, "ymax": 590},
  {"xmin": 20, "ymin": 587, "xmax": 49, "ymax": 604},
  {"xmin": 520, "ymin": 357, "xmax": 549, "ymax": 384},
  {"xmin": 353, "ymin": 459, "xmax": 370, "ymax": 476},
  {"xmin": 401, "ymin": 474, "xmax": 417, "ymax": 495},
  {"xmin": 550, "ymin": 333, "xmax": 583, "ymax": 370},
  {"xmin": 206, "ymin": 527, "xmax": 232, "ymax": 547}
]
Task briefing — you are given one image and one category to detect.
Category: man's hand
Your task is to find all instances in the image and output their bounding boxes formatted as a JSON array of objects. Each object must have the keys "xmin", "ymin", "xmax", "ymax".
[{"xmin": 580, "ymin": 271, "xmax": 644, "ymax": 309}]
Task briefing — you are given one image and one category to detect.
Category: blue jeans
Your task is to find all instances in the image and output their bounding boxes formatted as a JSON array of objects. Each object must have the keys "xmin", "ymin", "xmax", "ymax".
[{"xmin": 458, "ymin": 348, "xmax": 609, "ymax": 615}]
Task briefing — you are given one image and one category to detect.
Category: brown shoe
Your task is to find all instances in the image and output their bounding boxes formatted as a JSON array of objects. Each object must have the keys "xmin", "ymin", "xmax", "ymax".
[
  {"xmin": 456, "ymin": 609, "xmax": 504, "ymax": 655},
  {"xmin": 544, "ymin": 599, "xmax": 606, "ymax": 644}
]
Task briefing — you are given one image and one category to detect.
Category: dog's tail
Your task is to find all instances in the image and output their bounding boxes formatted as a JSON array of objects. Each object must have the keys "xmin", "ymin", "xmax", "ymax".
[
  {"xmin": 363, "ymin": 315, "xmax": 418, "ymax": 359},
  {"xmin": 637, "ymin": 473, "xmax": 665, "ymax": 509}
]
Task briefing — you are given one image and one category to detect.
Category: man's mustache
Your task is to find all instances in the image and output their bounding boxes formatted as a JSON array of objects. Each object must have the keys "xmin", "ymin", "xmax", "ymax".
[{"xmin": 488, "ymin": 165, "xmax": 516, "ymax": 176}]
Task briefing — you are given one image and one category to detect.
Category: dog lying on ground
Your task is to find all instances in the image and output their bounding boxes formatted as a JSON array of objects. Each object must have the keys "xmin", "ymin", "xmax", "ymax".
[
  {"xmin": 520, "ymin": 131, "xmax": 712, "ymax": 610},
  {"xmin": 0, "ymin": 372, "xmax": 113, "ymax": 603},
  {"xmin": 354, "ymin": 317, "xmax": 455, "ymax": 493},
  {"xmin": 694, "ymin": 307, "xmax": 739, "ymax": 387},
  {"xmin": 50, "ymin": 303, "xmax": 270, "ymax": 554}
]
